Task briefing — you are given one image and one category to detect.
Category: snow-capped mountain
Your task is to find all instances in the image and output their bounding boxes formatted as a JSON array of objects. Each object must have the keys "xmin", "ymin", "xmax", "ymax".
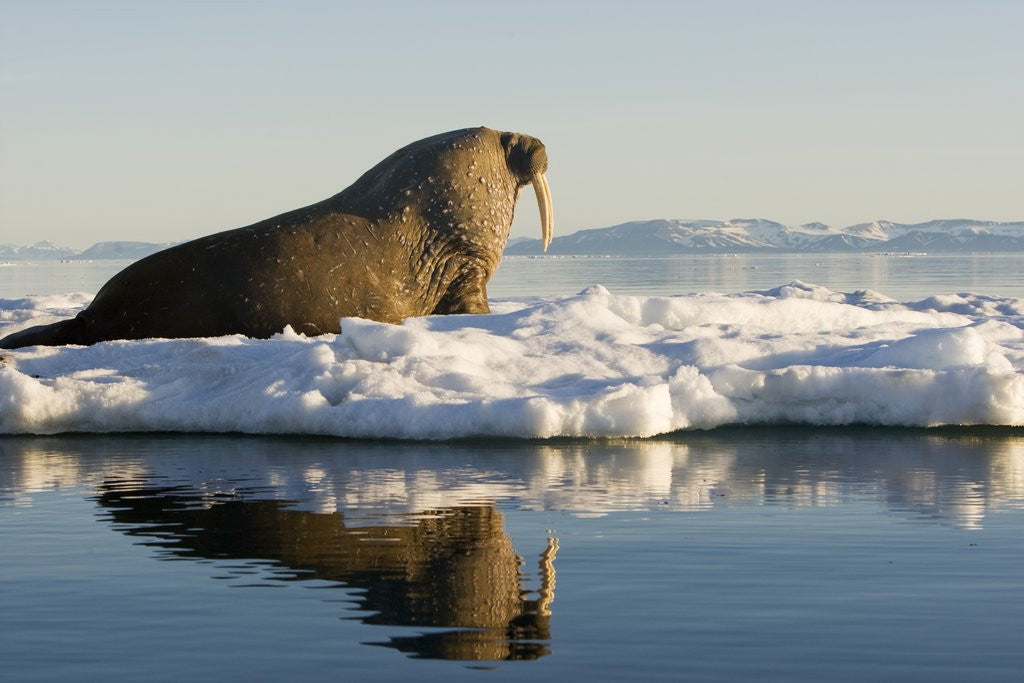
[
  {"xmin": 76, "ymin": 241, "xmax": 170, "ymax": 260},
  {"xmin": 0, "ymin": 240, "xmax": 172, "ymax": 261},
  {"xmin": 0, "ymin": 241, "xmax": 79, "ymax": 260},
  {"xmin": 3, "ymin": 220, "xmax": 1022, "ymax": 261},
  {"xmin": 505, "ymin": 219, "xmax": 1024, "ymax": 254}
]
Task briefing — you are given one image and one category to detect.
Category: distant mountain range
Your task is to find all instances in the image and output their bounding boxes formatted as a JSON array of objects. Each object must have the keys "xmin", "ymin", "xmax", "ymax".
[
  {"xmin": 0, "ymin": 241, "xmax": 173, "ymax": 261},
  {"xmin": 3, "ymin": 219, "xmax": 1023, "ymax": 261},
  {"xmin": 504, "ymin": 219, "xmax": 1024, "ymax": 254}
]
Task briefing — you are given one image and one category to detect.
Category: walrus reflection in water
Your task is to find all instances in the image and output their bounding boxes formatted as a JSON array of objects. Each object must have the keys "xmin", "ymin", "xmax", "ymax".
[
  {"xmin": 1, "ymin": 127, "xmax": 552, "ymax": 348},
  {"xmin": 97, "ymin": 482, "xmax": 557, "ymax": 661}
]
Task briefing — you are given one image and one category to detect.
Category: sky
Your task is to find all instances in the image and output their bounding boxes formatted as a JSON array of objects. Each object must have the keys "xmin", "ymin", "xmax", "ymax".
[{"xmin": 1, "ymin": 0, "xmax": 1022, "ymax": 248}]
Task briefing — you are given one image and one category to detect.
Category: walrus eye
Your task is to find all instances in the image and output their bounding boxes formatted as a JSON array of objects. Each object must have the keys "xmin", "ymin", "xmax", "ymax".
[{"xmin": 531, "ymin": 172, "xmax": 553, "ymax": 251}]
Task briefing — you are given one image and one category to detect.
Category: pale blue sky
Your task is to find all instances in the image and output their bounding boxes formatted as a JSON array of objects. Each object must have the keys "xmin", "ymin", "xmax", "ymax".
[{"xmin": 2, "ymin": 0, "xmax": 1021, "ymax": 247}]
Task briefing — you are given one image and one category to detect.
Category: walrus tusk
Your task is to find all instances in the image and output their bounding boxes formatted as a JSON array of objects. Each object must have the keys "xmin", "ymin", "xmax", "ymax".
[
  {"xmin": 532, "ymin": 172, "xmax": 553, "ymax": 251},
  {"xmin": 543, "ymin": 174, "xmax": 553, "ymax": 249}
]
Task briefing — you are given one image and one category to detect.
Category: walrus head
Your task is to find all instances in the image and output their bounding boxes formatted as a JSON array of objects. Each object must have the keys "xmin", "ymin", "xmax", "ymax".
[
  {"xmin": 337, "ymin": 127, "xmax": 553, "ymax": 253},
  {"xmin": 500, "ymin": 132, "xmax": 553, "ymax": 250}
]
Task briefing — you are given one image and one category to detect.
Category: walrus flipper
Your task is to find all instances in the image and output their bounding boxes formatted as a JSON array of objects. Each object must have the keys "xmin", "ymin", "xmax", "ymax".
[{"xmin": 0, "ymin": 316, "xmax": 92, "ymax": 349}]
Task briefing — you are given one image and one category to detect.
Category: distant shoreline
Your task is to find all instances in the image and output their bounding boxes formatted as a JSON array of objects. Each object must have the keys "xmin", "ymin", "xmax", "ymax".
[{"xmin": 5, "ymin": 217, "xmax": 1024, "ymax": 260}]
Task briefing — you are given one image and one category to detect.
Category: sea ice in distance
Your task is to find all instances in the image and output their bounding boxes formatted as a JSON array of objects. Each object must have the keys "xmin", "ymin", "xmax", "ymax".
[{"xmin": 1, "ymin": 282, "xmax": 1022, "ymax": 438}]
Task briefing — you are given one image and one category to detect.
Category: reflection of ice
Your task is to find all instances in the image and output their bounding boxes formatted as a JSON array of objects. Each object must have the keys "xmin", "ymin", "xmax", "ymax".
[
  {"xmin": 774, "ymin": 478, "xmax": 844, "ymax": 509},
  {"xmin": 2, "ymin": 432, "xmax": 1024, "ymax": 529},
  {"xmin": 945, "ymin": 481, "xmax": 987, "ymax": 530},
  {"xmin": 520, "ymin": 442, "xmax": 679, "ymax": 516},
  {"xmin": 672, "ymin": 446, "xmax": 740, "ymax": 510},
  {"xmin": 901, "ymin": 468, "xmax": 939, "ymax": 509},
  {"xmin": 988, "ymin": 442, "xmax": 1024, "ymax": 509},
  {"xmin": 12, "ymin": 451, "xmax": 86, "ymax": 506},
  {"xmin": 0, "ymin": 440, "xmax": 146, "ymax": 507},
  {"xmin": 338, "ymin": 468, "xmax": 524, "ymax": 525}
]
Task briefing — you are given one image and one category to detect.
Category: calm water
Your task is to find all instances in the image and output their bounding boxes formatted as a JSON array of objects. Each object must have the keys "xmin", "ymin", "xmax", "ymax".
[
  {"xmin": 2, "ymin": 431, "xmax": 1024, "ymax": 681},
  {"xmin": 3, "ymin": 256, "xmax": 1024, "ymax": 680},
  {"xmin": 2, "ymin": 252, "xmax": 1024, "ymax": 300}
]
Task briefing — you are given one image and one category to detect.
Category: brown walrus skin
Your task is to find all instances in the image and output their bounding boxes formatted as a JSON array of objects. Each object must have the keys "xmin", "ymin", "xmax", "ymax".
[{"xmin": 1, "ymin": 127, "xmax": 552, "ymax": 348}]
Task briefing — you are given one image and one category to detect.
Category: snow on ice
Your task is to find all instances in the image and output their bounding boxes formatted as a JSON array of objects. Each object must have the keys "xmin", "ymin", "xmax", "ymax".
[{"xmin": 1, "ymin": 282, "xmax": 1022, "ymax": 438}]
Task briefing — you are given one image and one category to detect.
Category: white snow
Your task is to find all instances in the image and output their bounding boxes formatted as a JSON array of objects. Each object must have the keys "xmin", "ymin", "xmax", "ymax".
[{"xmin": 1, "ymin": 281, "xmax": 1022, "ymax": 438}]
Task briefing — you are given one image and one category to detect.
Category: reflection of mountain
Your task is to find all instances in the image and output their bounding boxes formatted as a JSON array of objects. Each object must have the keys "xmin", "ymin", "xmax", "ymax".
[{"xmin": 96, "ymin": 482, "xmax": 554, "ymax": 661}]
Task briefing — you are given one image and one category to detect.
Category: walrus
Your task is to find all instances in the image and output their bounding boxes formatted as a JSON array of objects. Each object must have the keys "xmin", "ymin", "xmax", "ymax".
[{"xmin": 0, "ymin": 127, "xmax": 552, "ymax": 348}]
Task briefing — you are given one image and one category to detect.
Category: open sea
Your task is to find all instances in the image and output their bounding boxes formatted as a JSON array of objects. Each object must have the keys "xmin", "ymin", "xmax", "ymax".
[
  {"xmin": 3, "ymin": 252, "xmax": 1024, "ymax": 300},
  {"xmin": 2, "ymin": 253, "xmax": 1023, "ymax": 681}
]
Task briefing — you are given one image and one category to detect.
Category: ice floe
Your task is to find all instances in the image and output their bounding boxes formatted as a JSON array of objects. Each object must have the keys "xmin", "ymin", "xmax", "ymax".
[{"xmin": 1, "ymin": 281, "xmax": 1022, "ymax": 437}]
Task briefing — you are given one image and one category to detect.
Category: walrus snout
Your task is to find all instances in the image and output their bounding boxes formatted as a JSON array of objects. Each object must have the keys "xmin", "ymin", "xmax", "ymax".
[
  {"xmin": 500, "ymin": 132, "xmax": 548, "ymax": 180},
  {"xmin": 500, "ymin": 132, "xmax": 553, "ymax": 251}
]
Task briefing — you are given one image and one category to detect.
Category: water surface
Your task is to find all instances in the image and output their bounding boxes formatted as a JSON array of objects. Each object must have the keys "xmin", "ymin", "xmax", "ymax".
[
  {"xmin": 3, "ymin": 255, "xmax": 1023, "ymax": 679},
  {"xmin": 3, "ymin": 430, "xmax": 1023, "ymax": 681},
  {"xmin": 3, "ymin": 252, "xmax": 1024, "ymax": 300}
]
